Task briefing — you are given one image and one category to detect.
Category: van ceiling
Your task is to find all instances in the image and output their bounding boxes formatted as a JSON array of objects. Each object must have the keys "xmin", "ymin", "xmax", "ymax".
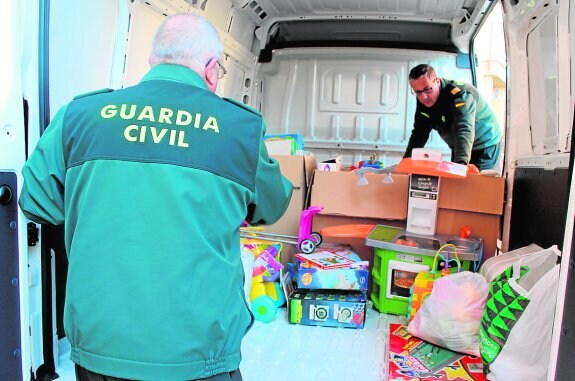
[
  {"xmin": 259, "ymin": 19, "xmax": 456, "ymax": 61},
  {"xmin": 243, "ymin": 0, "xmax": 478, "ymax": 21},
  {"xmin": 225, "ymin": 0, "xmax": 491, "ymax": 58}
]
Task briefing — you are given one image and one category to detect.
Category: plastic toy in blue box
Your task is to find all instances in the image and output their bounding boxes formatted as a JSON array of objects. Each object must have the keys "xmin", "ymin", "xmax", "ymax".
[{"xmin": 288, "ymin": 288, "xmax": 367, "ymax": 329}]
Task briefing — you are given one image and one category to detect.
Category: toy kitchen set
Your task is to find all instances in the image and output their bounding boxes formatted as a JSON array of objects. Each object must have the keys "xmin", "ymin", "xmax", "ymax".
[{"xmin": 364, "ymin": 149, "xmax": 483, "ymax": 316}]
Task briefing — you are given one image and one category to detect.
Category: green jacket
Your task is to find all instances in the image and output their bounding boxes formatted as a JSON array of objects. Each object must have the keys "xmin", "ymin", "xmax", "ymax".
[
  {"xmin": 404, "ymin": 78, "xmax": 502, "ymax": 164},
  {"xmin": 19, "ymin": 64, "xmax": 293, "ymax": 381}
]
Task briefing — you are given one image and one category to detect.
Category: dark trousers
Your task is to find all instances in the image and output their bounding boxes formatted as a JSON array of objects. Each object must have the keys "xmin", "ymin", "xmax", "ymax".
[
  {"xmin": 75, "ymin": 364, "xmax": 243, "ymax": 381},
  {"xmin": 469, "ymin": 142, "xmax": 502, "ymax": 171}
]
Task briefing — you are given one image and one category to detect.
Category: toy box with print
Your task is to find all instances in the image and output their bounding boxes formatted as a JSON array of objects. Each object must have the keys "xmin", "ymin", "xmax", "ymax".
[
  {"xmin": 286, "ymin": 257, "xmax": 369, "ymax": 292},
  {"xmin": 295, "ymin": 266, "xmax": 369, "ymax": 291},
  {"xmin": 283, "ymin": 276, "xmax": 367, "ymax": 329},
  {"xmin": 290, "ymin": 244, "xmax": 369, "ymax": 291}
]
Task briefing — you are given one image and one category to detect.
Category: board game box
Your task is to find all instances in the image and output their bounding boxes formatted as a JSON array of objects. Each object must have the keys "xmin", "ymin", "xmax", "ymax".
[{"xmin": 388, "ymin": 324, "xmax": 486, "ymax": 381}]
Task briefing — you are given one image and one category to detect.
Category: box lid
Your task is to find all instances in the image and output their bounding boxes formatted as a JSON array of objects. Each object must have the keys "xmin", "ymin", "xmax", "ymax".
[
  {"xmin": 438, "ymin": 174, "xmax": 505, "ymax": 215},
  {"xmin": 395, "ymin": 157, "xmax": 467, "ymax": 178}
]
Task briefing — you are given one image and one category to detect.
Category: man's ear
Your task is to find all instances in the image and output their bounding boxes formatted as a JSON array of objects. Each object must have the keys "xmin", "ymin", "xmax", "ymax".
[{"xmin": 204, "ymin": 58, "xmax": 218, "ymax": 90}]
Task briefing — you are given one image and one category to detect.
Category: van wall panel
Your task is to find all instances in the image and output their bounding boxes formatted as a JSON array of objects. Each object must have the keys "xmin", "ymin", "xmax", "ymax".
[
  {"xmin": 49, "ymin": 0, "xmax": 125, "ymax": 114},
  {"xmin": 200, "ymin": 0, "xmax": 232, "ymax": 31},
  {"xmin": 228, "ymin": 9, "xmax": 256, "ymax": 50},
  {"xmin": 124, "ymin": 3, "xmax": 167, "ymax": 87},
  {"xmin": 527, "ymin": 12, "xmax": 560, "ymax": 155},
  {"xmin": 258, "ymin": 48, "xmax": 461, "ymax": 165}
]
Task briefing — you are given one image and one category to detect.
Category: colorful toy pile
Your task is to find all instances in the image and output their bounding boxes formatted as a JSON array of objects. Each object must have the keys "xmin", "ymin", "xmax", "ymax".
[{"xmin": 241, "ymin": 239, "xmax": 285, "ymax": 323}]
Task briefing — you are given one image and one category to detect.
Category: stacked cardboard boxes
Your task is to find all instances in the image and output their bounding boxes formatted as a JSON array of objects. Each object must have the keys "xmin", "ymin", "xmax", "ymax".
[{"xmin": 308, "ymin": 170, "xmax": 505, "ymax": 264}]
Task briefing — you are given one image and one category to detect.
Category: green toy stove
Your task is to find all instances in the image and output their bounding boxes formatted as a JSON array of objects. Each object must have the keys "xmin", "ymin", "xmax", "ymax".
[{"xmin": 365, "ymin": 225, "xmax": 481, "ymax": 316}]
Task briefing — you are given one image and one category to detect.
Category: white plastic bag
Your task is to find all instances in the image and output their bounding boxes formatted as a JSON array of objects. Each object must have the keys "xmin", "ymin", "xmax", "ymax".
[
  {"xmin": 407, "ymin": 271, "xmax": 490, "ymax": 356},
  {"xmin": 479, "ymin": 243, "xmax": 544, "ymax": 283},
  {"xmin": 479, "ymin": 246, "xmax": 560, "ymax": 381}
]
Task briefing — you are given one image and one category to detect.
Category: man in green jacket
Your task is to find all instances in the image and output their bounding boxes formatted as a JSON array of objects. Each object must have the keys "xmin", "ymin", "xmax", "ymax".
[
  {"xmin": 19, "ymin": 13, "xmax": 292, "ymax": 381},
  {"xmin": 404, "ymin": 64, "xmax": 503, "ymax": 171}
]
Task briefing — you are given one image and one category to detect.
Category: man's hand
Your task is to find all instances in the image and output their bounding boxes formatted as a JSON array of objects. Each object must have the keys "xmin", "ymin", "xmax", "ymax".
[{"xmin": 467, "ymin": 164, "xmax": 479, "ymax": 174}]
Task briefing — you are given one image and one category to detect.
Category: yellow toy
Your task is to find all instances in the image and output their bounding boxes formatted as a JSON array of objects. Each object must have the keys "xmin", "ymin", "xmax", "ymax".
[
  {"xmin": 240, "ymin": 238, "xmax": 286, "ymax": 323},
  {"xmin": 407, "ymin": 244, "xmax": 461, "ymax": 322}
]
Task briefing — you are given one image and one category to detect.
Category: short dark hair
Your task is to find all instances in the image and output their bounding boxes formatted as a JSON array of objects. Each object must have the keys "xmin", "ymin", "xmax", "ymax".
[{"xmin": 409, "ymin": 64, "xmax": 436, "ymax": 81}]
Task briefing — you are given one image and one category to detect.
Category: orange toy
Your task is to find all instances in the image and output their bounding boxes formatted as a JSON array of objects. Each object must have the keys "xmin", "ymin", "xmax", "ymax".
[
  {"xmin": 407, "ymin": 244, "xmax": 462, "ymax": 322},
  {"xmin": 408, "ymin": 272, "xmax": 437, "ymax": 323}
]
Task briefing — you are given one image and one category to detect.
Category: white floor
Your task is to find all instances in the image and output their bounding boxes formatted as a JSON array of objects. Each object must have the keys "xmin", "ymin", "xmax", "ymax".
[{"xmin": 56, "ymin": 306, "xmax": 404, "ymax": 381}]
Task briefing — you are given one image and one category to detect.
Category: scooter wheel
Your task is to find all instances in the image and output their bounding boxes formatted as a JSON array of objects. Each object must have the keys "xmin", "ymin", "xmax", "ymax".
[
  {"xmin": 299, "ymin": 239, "xmax": 316, "ymax": 254},
  {"xmin": 310, "ymin": 232, "xmax": 322, "ymax": 245}
]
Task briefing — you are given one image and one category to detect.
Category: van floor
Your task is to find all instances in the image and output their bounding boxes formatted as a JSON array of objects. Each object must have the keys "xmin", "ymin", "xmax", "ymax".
[{"xmin": 56, "ymin": 308, "xmax": 404, "ymax": 381}]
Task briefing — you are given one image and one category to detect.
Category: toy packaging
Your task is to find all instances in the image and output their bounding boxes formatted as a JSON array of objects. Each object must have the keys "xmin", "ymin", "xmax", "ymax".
[
  {"xmin": 283, "ymin": 274, "xmax": 367, "ymax": 329},
  {"xmin": 287, "ymin": 262, "xmax": 369, "ymax": 291},
  {"xmin": 317, "ymin": 155, "xmax": 342, "ymax": 171},
  {"xmin": 281, "ymin": 271, "xmax": 367, "ymax": 329},
  {"xmin": 388, "ymin": 324, "xmax": 486, "ymax": 381},
  {"xmin": 290, "ymin": 244, "xmax": 369, "ymax": 291}
]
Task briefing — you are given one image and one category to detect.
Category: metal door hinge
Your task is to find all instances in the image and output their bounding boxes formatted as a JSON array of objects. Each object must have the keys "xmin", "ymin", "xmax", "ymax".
[{"xmin": 27, "ymin": 222, "xmax": 39, "ymax": 246}]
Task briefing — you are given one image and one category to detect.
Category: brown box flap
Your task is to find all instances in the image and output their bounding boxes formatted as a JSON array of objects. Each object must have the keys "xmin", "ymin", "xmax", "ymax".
[
  {"xmin": 265, "ymin": 155, "xmax": 318, "ymax": 237},
  {"xmin": 273, "ymin": 155, "xmax": 317, "ymax": 189},
  {"xmin": 438, "ymin": 174, "xmax": 505, "ymax": 215},
  {"xmin": 309, "ymin": 170, "xmax": 409, "ymax": 220}
]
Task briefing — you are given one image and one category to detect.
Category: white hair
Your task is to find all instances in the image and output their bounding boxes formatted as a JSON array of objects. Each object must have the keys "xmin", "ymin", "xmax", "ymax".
[{"xmin": 149, "ymin": 13, "xmax": 223, "ymax": 71}]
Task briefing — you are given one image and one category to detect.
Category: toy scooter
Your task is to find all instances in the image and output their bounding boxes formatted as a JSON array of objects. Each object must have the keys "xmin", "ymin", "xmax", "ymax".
[{"xmin": 240, "ymin": 206, "xmax": 324, "ymax": 254}]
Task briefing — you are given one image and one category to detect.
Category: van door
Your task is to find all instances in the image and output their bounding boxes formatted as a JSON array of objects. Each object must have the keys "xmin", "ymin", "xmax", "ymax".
[{"xmin": 1, "ymin": 1, "xmax": 36, "ymax": 379}]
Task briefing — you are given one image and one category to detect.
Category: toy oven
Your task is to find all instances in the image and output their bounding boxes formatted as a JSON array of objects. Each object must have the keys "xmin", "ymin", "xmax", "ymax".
[{"xmin": 385, "ymin": 260, "xmax": 430, "ymax": 300}]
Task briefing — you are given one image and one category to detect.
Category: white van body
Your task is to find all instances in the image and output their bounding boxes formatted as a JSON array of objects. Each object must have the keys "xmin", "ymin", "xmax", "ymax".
[{"xmin": 1, "ymin": 0, "xmax": 574, "ymax": 380}]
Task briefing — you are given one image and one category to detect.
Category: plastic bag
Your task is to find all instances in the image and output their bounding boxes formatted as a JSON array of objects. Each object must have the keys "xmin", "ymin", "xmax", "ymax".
[
  {"xmin": 479, "ymin": 246, "xmax": 560, "ymax": 381},
  {"xmin": 407, "ymin": 271, "xmax": 490, "ymax": 356},
  {"xmin": 479, "ymin": 243, "xmax": 544, "ymax": 283}
]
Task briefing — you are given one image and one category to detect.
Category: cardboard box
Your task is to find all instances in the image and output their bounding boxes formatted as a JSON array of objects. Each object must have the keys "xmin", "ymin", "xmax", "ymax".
[
  {"xmin": 265, "ymin": 155, "xmax": 317, "ymax": 237},
  {"xmin": 309, "ymin": 171, "xmax": 409, "ymax": 220},
  {"xmin": 436, "ymin": 174, "xmax": 505, "ymax": 261},
  {"xmin": 438, "ymin": 174, "xmax": 505, "ymax": 214},
  {"xmin": 308, "ymin": 171, "xmax": 504, "ymax": 264}
]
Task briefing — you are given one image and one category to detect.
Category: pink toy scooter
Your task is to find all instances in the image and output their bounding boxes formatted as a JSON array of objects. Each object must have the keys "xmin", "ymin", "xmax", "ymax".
[{"xmin": 240, "ymin": 205, "xmax": 324, "ymax": 254}]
